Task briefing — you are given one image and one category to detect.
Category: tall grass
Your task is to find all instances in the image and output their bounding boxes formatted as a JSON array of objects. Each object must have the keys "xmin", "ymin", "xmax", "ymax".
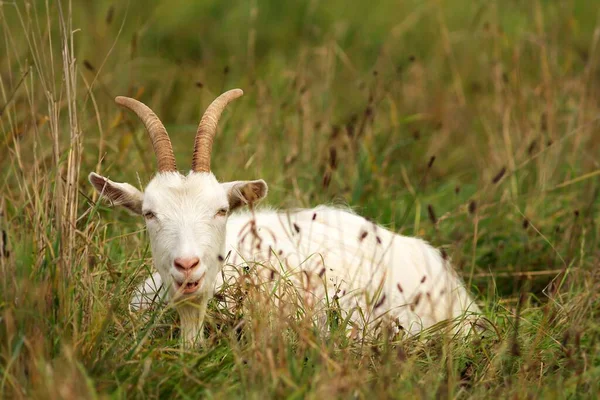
[{"xmin": 1, "ymin": 0, "xmax": 599, "ymax": 398}]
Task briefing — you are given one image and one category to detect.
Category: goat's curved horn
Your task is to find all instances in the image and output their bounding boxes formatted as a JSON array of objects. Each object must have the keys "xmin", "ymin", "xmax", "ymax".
[
  {"xmin": 115, "ymin": 96, "xmax": 177, "ymax": 172},
  {"xmin": 192, "ymin": 89, "xmax": 243, "ymax": 173}
]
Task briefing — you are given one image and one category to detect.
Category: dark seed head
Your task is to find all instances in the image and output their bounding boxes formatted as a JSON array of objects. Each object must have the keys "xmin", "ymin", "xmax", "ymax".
[
  {"xmin": 293, "ymin": 223, "xmax": 301, "ymax": 233},
  {"xmin": 396, "ymin": 283, "xmax": 403, "ymax": 293},
  {"xmin": 83, "ymin": 60, "xmax": 95, "ymax": 71},
  {"xmin": 413, "ymin": 292, "xmax": 422, "ymax": 307},
  {"xmin": 105, "ymin": 6, "xmax": 114, "ymax": 24},
  {"xmin": 323, "ymin": 172, "xmax": 331, "ymax": 188},
  {"xmin": 527, "ymin": 139, "xmax": 538, "ymax": 155},
  {"xmin": 420, "ymin": 275, "xmax": 427, "ymax": 284},
  {"xmin": 427, "ymin": 204, "xmax": 437, "ymax": 225},
  {"xmin": 492, "ymin": 167, "xmax": 506, "ymax": 184},
  {"xmin": 359, "ymin": 230, "xmax": 368, "ymax": 241},
  {"xmin": 195, "ymin": 81, "xmax": 204, "ymax": 88},
  {"xmin": 374, "ymin": 294, "xmax": 386, "ymax": 309},
  {"xmin": 1, "ymin": 230, "xmax": 8, "ymax": 258},
  {"xmin": 541, "ymin": 113, "xmax": 548, "ymax": 131},
  {"xmin": 468, "ymin": 200, "xmax": 477, "ymax": 214},
  {"xmin": 427, "ymin": 156, "xmax": 436, "ymax": 168},
  {"xmin": 522, "ymin": 219, "xmax": 529, "ymax": 229},
  {"xmin": 312, "ymin": 213, "xmax": 317, "ymax": 221},
  {"xmin": 329, "ymin": 147, "xmax": 338, "ymax": 169},
  {"xmin": 440, "ymin": 248, "xmax": 448, "ymax": 260},
  {"xmin": 218, "ymin": 255, "xmax": 224, "ymax": 262},
  {"xmin": 376, "ymin": 236, "xmax": 382, "ymax": 244}
]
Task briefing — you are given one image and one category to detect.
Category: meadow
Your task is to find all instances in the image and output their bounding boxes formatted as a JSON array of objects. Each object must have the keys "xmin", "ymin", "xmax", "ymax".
[{"xmin": 1, "ymin": 0, "xmax": 599, "ymax": 398}]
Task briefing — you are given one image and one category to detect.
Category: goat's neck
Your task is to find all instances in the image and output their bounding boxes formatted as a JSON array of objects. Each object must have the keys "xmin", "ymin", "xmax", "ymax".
[{"xmin": 176, "ymin": 299, "xmax": 209, "ymax": 347}]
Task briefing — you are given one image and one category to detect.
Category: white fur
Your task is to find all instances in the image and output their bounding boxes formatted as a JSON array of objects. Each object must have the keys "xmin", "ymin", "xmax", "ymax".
[
  {"xmin": 141, "ymin": 172, "xmax": 228, "ymax": 302},
  {"xmin": 115, "ymin": 172, "xmax": 480, "ymax": 346},
  {"xmin": 222, "ymin": 206, "xmax": 479, "ymax": 335}
]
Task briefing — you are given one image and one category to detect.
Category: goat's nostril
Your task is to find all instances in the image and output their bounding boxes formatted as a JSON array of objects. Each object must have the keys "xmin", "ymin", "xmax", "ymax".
[{"xmin": 174, "ymin": 257, "xmax": 200, "ymax": 270}]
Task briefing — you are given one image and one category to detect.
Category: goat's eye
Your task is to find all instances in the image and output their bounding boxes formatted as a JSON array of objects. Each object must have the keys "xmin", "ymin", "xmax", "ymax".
[
  {"xmin": 143, "ymin": 211, "xmax": 156, "ymax": 220},
  {"xmin": 215, "ymin": 208, "xmax": 228, "ymax": 217}
]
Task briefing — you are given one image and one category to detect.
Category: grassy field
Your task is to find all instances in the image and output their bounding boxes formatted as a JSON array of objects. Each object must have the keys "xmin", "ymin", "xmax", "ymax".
[{"xmin": 1, "ymin": 0, "xmax": 600, "ymax": 398}]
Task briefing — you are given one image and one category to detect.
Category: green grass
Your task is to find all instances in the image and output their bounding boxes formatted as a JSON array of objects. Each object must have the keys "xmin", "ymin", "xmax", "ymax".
[{"xmin": 1, "ymin": 0, "xmax": 600, "ymax": 398}]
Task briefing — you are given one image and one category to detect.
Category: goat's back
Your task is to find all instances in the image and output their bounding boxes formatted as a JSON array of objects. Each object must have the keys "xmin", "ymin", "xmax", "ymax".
[{"xmin": 221, "ymin": 205, "xmax": 479, "ymax": 335}]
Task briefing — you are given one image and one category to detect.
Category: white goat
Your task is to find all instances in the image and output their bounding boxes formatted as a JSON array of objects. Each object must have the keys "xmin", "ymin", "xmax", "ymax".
[{"xmin": 89, "ymin": 89, "xmax": 479, "ymax": 347}]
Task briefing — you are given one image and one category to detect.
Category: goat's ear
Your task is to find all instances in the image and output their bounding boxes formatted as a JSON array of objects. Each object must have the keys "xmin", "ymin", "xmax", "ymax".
[
  {"xmin": 88, "ymin": 172, "xmax": 144, "ymax": 215},
  {"xmin": 222, "ymin": 179, "xmax": 268, "ymax": 211}
]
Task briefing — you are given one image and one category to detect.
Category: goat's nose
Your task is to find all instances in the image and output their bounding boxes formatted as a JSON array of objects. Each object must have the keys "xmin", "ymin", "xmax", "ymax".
[{"xmin": 174, "ymin": 257, "xmax": 200, "ymax": 271}]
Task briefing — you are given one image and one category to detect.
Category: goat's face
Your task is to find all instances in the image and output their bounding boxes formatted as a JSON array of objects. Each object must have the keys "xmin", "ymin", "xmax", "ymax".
[
  {"xmin": 88, "ymin": 89, "xmax": 259, "ymax": 304},
  {"xmin": 89, "ymin": 171, "xmax": 267, "ymax": 301}
]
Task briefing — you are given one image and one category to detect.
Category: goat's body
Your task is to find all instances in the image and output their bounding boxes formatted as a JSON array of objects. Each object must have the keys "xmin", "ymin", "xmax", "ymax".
[
  {"xmin": 96, "ymin": 89, "xmax": 479, "ymax": 346},
  {"xmin": 133, "ymin": 205, "xmax": 478, "ymax": 336}
]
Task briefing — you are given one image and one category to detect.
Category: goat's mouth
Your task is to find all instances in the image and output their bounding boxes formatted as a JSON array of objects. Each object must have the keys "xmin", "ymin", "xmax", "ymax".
[{"xmin": 174, "ymin": 273, "xmax": 205, "ymax": 295}]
